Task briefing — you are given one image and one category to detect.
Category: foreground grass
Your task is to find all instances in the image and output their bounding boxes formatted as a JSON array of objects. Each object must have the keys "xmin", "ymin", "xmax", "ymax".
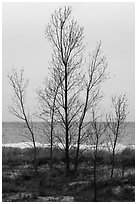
[{"xmin": 2, "ymin": 147, "xmax": 135, "ymax": 202}]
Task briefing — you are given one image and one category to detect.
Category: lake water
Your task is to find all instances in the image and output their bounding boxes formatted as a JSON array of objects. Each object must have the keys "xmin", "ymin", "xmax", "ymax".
[{"xmin": 2, "ymin": 122, "xmax": 135, "ymax": 146}]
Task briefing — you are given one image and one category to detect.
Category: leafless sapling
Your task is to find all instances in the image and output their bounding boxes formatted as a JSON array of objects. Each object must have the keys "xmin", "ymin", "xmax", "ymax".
[
  {"xmin": 45, "ymin": 6, "xmax": 84, "ymax": 176},
  {"xmin": 74, "ymin": 41, "xmax": 108, "ymax": 172},
  {"xmin": 37, "ymin": 76, "xmax": 60, "ymax": 171},
  {"xmin": 8, "ymin": 68, "xmax": 38, "ymax": 173},
  {"xmin": 87, "ymin": 106, "xmax": 106, "ymax": 201},
  {"xmin": 106, "ymin": 94, "xmax": 128, "ymax": 179}
]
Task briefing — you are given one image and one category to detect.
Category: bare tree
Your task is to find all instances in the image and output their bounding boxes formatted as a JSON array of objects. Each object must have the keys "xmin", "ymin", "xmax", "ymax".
[
  {"xmin": 45, "ymin": 6, "xmax": 108, "ymax": 177},
  {"xmin": 106, "ymin": 94, "xmax": 128, "ymax": 179},
  {"xmin": 87, "ymin": 106, "xmax": 106, "ymax": 201},
  {"xmin": 8, "ymin": 68, "xmax": 37, "ymax": 173},
  {"xmin": 37, "ymin": 76, "xmax": 60, "ymax": 172},
  {"xmin": 74, "ymin": 41, "xmax": 108, "ymax": 172},
  {"xmin": 45, "ymin": 6, "xmax": 84, "ymax": 176}
]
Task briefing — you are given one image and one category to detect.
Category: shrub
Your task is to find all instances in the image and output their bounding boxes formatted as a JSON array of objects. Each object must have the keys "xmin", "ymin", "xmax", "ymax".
[
  {"xmin": 120, "ymin": 147, "xmax": 135, "ymax": 168},
  {"xmin": 2, "ymin": 182, "xmax": 20, "ymax": 193}
]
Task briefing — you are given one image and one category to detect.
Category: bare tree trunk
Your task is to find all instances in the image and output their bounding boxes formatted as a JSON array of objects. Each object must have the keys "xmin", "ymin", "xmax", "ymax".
[
  {"xmin": 93, "ymin": 158, "xmax": 97, "ymax": 202},
  {"xmin": 111, "ymin": 148, "xmax": 115, "ymax": 179},
  {"xmin": 65, "ymin": 63, "xmax": 70, "ymax": 176},
  {"xmin": 88, "ymin": 108, "xmax": 107, "ymax": 202},
  {"xmin": 75, "ymin": 128, "xmax": 81, "ymax": 172},
  {"xmin": 33, "ymin": 142, "xmax": 37, "ymax": 174},
  {"xmin": 50, "ymin": 128, "xmax": 53, "ymax": 172},
  {"xmin": 110, "ymin": 130, "xmax": 118, "ymax": 179},
  {"xmin": 24, "ymin": 117, "xmax": 38, "ymax": 174},
  {"xmin": 50, "ymin": 108, "xmax": 55, "ymax": 172},
  {"xmin": 75, "ymin": 88, "xmax": 89, "ymax": 172}
]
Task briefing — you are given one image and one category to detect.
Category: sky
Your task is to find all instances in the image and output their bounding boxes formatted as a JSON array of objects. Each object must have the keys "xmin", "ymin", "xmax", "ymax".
[{"xmin": 2, "ymin": 2, "xmax": 135, "ymax": 122}]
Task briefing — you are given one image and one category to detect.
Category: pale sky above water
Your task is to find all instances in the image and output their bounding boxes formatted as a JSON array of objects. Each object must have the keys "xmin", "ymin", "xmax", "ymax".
[{"xmin": 2, "ymin": 2, "xmax": 135, "ymax": 122}]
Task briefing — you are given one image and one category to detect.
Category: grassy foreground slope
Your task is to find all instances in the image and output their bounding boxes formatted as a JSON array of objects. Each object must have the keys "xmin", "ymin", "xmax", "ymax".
[{"xmin": 2, "ymin": 146, "xmax": 135, "ymax": 202}]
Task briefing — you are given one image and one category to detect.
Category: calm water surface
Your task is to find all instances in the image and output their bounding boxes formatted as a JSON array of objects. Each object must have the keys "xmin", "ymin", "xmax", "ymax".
[{"xmin": 2, "ymin": 122, "xmax": 135, "ymax": 146}]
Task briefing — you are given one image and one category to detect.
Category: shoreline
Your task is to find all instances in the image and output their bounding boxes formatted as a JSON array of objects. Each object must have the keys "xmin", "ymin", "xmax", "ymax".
[{"xmin": 2, "ymin": 141, "xmax": 135, "ymax": 152}]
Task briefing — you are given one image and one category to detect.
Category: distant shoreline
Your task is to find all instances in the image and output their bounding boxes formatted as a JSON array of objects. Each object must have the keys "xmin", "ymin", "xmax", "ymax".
[
  {"xmin": 2, "ymin": 121, "xmax": 135, "ymax": 123},
  {"xmin": 2, "ymin": 141, "xmax": 135, "ymax": 153}
]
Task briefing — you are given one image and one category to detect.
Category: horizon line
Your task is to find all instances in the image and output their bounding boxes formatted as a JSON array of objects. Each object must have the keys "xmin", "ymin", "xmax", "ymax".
[{"xmin": 2, "ymin": 120, "xmax": 135, "ymax": 123}]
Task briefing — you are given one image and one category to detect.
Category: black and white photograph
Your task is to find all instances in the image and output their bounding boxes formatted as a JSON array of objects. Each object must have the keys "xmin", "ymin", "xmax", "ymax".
[{"xmin": 2, "ymin": 2, "xmax": 135, "ymax": 202}]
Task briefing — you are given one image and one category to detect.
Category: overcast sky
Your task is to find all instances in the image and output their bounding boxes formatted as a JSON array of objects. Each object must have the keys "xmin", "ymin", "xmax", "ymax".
[{"xmin": 2, "ymin": 2, "xmax": 135, "ymax": 122}]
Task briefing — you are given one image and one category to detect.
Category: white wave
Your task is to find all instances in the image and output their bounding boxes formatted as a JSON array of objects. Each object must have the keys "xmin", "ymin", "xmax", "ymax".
[
  {"xmin": 2, "ymin": 141, "xmax": 134, "ymax": 152},
  {"xmin": 2, "ymin": 142, "xmax": 50, "ymax": 149},
  {"xmin": 79, "ymin": 142, "xmax": 134, "ymax": 152}
]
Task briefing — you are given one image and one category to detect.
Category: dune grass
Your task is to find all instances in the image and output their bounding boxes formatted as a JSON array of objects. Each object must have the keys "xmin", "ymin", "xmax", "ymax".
[{"xmin": 2, "ymin": 146, "xmax": 135, "ymax": 202}]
